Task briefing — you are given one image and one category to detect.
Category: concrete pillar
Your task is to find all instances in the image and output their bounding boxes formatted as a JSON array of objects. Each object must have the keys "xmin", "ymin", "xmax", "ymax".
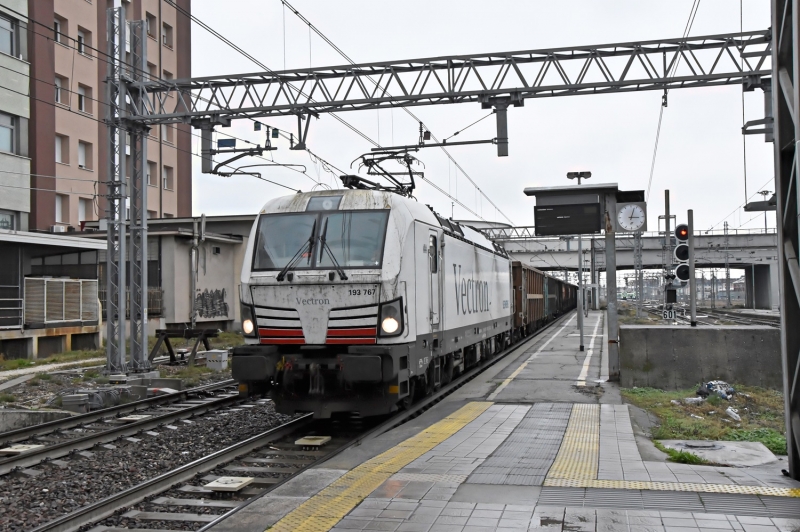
[
  {"xmin": 769, "ymin": 260, "xmax": 780, "ymax": 311},
  {"xmin": 65, "ymin": 333, "xmax": 72, "ymax": 352},
  {"xmin": 754, "ymin": 264, "xmax": 771, "ymax": 309},
  {"xmin": 746, "ymin": 264, "xmax": 774, "ymax": 310}
]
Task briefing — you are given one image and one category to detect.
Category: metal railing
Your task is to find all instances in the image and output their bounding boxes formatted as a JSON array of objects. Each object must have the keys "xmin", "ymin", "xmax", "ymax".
[
  {"xmin": 23, "ymin": 279, "xmax": 99, "ymax": 325},
  {"xmin": 0, "ymin": 293, "xmax": 23, "ymax": 330}
]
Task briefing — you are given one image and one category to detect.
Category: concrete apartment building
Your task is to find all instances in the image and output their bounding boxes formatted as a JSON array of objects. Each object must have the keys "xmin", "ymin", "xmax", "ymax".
[
  {"xmin": 28, "ymin": 0, "xmax": 192, "ymax": 231},
  {"xmin": 0, "ymin": 0, "xmax": 192, "ymax": 359}
]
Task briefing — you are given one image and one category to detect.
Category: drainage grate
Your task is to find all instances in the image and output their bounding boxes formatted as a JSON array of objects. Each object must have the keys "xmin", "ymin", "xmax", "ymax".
[
  {"xmin": 641, "ymin": 490, "xmax": 704, "ymax": 512},
  {"xmin": 699, "ymin": 493, "xmax": 770, "ymax": 517}
]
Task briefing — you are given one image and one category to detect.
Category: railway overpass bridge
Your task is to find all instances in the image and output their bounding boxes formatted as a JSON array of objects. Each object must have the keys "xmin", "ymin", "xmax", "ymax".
[{"xmin": 482, "ymin": 227, "xmax": 779, "ymax": 309}]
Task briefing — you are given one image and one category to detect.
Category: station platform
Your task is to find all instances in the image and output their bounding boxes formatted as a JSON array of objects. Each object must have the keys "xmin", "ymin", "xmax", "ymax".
[{"xmin": 208, "ymin": 310, "xmax": 800, "ymax": 532}]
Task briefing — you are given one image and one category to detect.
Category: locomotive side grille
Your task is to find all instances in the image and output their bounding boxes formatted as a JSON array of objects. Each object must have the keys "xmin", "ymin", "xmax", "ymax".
[
  {"xmin": 327, "ymin": 304, "xmax": 379, "ymax": 344},
  {"xmin": 255, "ymin": 306, "xmax": 305, "ymax": 345}
]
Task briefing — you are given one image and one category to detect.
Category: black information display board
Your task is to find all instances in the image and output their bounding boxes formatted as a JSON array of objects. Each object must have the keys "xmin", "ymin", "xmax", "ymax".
[{"xmin": 534, "ymin": 204, "xmax": 602, "ymax": 236}]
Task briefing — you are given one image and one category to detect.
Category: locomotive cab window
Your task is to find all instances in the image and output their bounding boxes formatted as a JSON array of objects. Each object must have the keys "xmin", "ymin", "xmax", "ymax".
[
  {"xmin": 252, "ymin": 210, "xmax": 389, "ymax": 271},
  {"xmin": 429, "ymin": 234, "xmax": 438, "ymax": 273}
]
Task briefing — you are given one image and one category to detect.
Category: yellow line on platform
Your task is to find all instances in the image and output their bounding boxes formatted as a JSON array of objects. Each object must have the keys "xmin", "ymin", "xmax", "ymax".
[
  {"xmin": 545, "ymin": 404, "xmax": 800, "ymax": 498},
  {"xmin": 266, "ymin": 402, "xmax": 493, "ymax": 532},
  {"xmin": 543, "ymin": 477, "xmax": 800, "ymax": 498},
  {"xmin": 546, "ymin": 403, "xmax": 599, "ymax": 480}
]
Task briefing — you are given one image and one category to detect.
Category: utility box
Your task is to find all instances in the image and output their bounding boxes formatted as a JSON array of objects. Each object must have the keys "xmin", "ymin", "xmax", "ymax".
[
  {"xmin": 206, "ymin": 350, "xmax": 229, "ymax": 371},
  {"xmin": 62, "ymin": 394, "xmax": 89, "ymax": 414}
]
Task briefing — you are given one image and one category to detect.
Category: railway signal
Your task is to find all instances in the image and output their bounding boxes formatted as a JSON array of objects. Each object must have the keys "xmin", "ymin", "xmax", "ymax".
[{"xmin": 674, "ymin": 223, "xmax": 691, "ymax": 282}]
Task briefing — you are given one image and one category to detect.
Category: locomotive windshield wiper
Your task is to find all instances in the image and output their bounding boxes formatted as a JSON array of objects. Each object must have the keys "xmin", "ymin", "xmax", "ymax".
[
  {"xmin": 319, "ymin": 217, "xmax": 348, "ymax": 280},
  {"xmin": 276, "ymin": 219, "xmax": 317, "ymax": 282}
]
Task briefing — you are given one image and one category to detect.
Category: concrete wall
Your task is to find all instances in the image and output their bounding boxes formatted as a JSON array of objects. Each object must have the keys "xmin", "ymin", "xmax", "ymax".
[{"xmin": 620, "ymin": 325, "xmax": 782, "ymax": 390}]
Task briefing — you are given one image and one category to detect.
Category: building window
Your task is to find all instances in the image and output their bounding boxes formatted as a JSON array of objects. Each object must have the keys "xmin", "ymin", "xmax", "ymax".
[
  {"xmin": 78, "ymin": 198, "xmax": 91, "ymax": 222},
  {"xmin": 162, "ymin": 22, "xmax": 173, "ymax": 47},
  {"xmin": 77, "ymin": 86, "xmax": 85, "ymax": 112},
  {"xmin": 145, "ymin": 12, "xmax": 157, "ymax": 38},
  {"xmin": 76, "ymin": 28, "xmax": 91, "ymax": 55},
  {"xmin": 147, "ymin": 160, "xmax": 156, "ymax": 186},
  {"xmin": 55, "ymin": 134, "xmax": 69, "ymax": 163},
  {"xmin": 147, "ymin": 62, "xmax": 157, "ymax": 81},
  {"xmin": 161, "ymin": 124, "xmax": 174, "ymax": 144},
  {"xmin": 0, "ymin": 112, "xmax": 14, "ymax": 154},
  {"xmin": 0, "ymin": 211, "xmax": 14, "ymax": 230},
  {"xmin": 0, "ymin": 15, "xmax": 14, "ymax": 56},
  {"xmin": 53, "ymin": 17, "xmax": 66, "ymax": 44},
  {"xmin": 54, "ymin": 76, "xmax": 63, "ymax": 103},
  {"xmin": 77, "ymin": 84, "xmax": 92, "ymax": 113},
  {"xmin": 77, "ymin": 141, "xmax": 92, "ymax": 169},
  {"xmin": 162, "ymin": 165, "xmax": 173, "ymax": 190},
  {"xmin": 55, "ymin": 194, "xmax": 68, "ymax": 224}
]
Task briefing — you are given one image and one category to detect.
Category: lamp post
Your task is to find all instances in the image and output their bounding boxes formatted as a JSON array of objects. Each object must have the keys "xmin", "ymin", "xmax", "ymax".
[
  {"xmin": 757, "ymin": 190, "xmax": 771, "ymax": 232},
  {"xmin": 567, "ymin": 171, "xmax": 591, "ymax": 351}
]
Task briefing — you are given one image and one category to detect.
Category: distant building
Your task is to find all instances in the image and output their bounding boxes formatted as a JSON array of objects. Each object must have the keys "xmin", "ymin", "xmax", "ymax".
[
  {"xmin": 0, "ymin": 0, "xmax": 193, "ymax": 360},
  {"xmin": 27, "ymin": 0, "xmax": 192, "ymax": 231}
]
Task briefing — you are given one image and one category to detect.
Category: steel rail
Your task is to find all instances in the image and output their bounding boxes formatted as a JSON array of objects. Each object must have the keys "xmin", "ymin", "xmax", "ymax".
[
  {"xmin": 28, "ymin": 414, "xmax": 314, "ymax": 532},
  {"xmin": 29, "ymin": 310, "xmax": 576, "ymax": 532},
  {"xmin": 0, "ymin": 386, "xmax": 241, "ymax": 475},
  {"xmin": 0, "ymin": 379, "xmax": 236, "ymax": 446},
  {"xmin": 199, "ymin": 310, "xmax": 578, "ymax": 532}
]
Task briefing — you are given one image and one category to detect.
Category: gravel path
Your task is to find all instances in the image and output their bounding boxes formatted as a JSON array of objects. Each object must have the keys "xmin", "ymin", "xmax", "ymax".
[
  {"xmin": 0, "ymin": 400, "xmax": 292, "ymax": 532},
  {"xmin": 0, "ymin": 359, "xmax": 104, "ymax": 381}
]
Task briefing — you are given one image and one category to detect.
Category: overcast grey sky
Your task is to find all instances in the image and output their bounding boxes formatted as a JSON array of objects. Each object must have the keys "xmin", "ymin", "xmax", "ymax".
[{"xmin": 189, "ymin": 0, "xmax": 774, "ymax": 232}]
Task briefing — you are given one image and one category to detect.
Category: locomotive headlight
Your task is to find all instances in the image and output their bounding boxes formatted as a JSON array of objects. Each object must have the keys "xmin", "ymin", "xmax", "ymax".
[
  {"xmin": 378, "ymin": 298, "xmax": 403, "ymax": 337},
  {"xmin": 241, "ymin": 304, "xmax": 257, "ymax": 338}
]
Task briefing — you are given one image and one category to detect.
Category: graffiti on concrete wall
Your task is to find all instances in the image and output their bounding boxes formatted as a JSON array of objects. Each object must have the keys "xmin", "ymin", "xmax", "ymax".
[{"xmin": 195, "ymin": 288, "xmax": 229, "ymax": 318}]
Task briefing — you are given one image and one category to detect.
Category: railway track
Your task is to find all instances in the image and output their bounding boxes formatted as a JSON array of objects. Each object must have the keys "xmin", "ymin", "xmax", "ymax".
[
  {"xmin": 641, "ymin": 304, "xmax": 780, "ymax": 328},
  {"xmin": 25, "ymin": 311, "xmax": 576, "ymax": 532},
  {"xmin": 0, "ymin": 380, "xmax": 239, "ymax": 476}
]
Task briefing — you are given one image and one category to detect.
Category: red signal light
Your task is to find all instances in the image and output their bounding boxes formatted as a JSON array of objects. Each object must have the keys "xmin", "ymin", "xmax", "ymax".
[{"xmin": 675, "ymin": 224, "xmax": 689, "ymax": 242}]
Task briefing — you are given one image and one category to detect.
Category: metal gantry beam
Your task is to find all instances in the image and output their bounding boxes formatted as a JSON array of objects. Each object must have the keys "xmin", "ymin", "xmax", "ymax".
[
  {"xmin": 772, "ymin": 0, "xmax": 800, "ymax": 480},
  {"xmin": 125, "ymin": 30, "xmax": 771, "ymax": 124},
  {"xmin": 105, "ymin": 6, "xmax": 127, "ymax": 374}
]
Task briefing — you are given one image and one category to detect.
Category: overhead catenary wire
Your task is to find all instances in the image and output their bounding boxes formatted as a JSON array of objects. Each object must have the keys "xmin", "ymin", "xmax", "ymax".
[
  {"xmin": 0, "ymin": 82, "xmax": 307, "ymax": 204},
  {"xmin": 279, "ymin": 0, "xmax": 511, "ymax": 223},
  {"xmin": 646, "ymin": 0, "xmax": 701, "ymax": 202},
  {"xmin": 2, "ymin": 4, "xmax": 331, "ymax": 192}
]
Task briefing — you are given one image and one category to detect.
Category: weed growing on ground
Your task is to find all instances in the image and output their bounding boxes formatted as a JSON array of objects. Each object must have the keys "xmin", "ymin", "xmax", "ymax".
[
  {"xmin": 729, "ymin": 428, "xmax": 787, "ymax": 455},
  {"xmin": 653, "ymin": 440, "xmax": 709, "ymax": 464},
  {"xmin": 621, "ymin": 385, "xmax": 787, "ymax": 454},
  {"xmin": 0, "ymin": 350, "xmax": 104, "ymax": 372},
  {"xmin": 0, "ymin": 393, "xmax": 16, "ymax": 402},
  {"xmin": 172, "ymin": 365, "xmax": 214, "ymax": 387}
]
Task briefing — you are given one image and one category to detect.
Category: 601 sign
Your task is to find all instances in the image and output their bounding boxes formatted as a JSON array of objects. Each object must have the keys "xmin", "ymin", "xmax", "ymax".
[{"xmin": 662, "ymin": 309, "xmax": 676, "ymax": 320}]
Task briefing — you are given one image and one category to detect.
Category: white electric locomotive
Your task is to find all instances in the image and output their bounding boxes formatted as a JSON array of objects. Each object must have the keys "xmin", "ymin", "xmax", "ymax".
[{"xmin": 232, "ymin": 188, "xmax": 514, "ymax": 418}]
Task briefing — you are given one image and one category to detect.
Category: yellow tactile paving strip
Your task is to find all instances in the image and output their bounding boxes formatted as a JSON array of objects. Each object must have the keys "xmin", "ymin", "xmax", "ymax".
[
  {"xmin": 547, "ymin": 403, "xmax": 599, "ymax": 480},
  {"xmin": 266, "ymin": 402, "xmax": 493, "ymax": 532},
  {"xmin": 543, "ymin": 404, "xmax": 800, "ymax": 498}
]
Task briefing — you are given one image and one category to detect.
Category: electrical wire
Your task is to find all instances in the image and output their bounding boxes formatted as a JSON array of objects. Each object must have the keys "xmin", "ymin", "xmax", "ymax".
[
  {"xmin": 280, "ymin": 0, "xmax": 512, "ymax": 224},
  {"xmin": 708, "ymin": 176, "xmax": 773, "ymax": 231},
  {"xmin": 1, "ymin": 5, "xmax": 330, "ymax": 191},
  {"xmin": 444, "ymin": 113, "xmax": 494, "ymax": 142},
  {"xmin": 645, "ymin": 0, "xmax": 701, "ymax": 202},
  {"xmin": 163, "ymin": 0, "xmax": 381, "ymax": 149}
]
